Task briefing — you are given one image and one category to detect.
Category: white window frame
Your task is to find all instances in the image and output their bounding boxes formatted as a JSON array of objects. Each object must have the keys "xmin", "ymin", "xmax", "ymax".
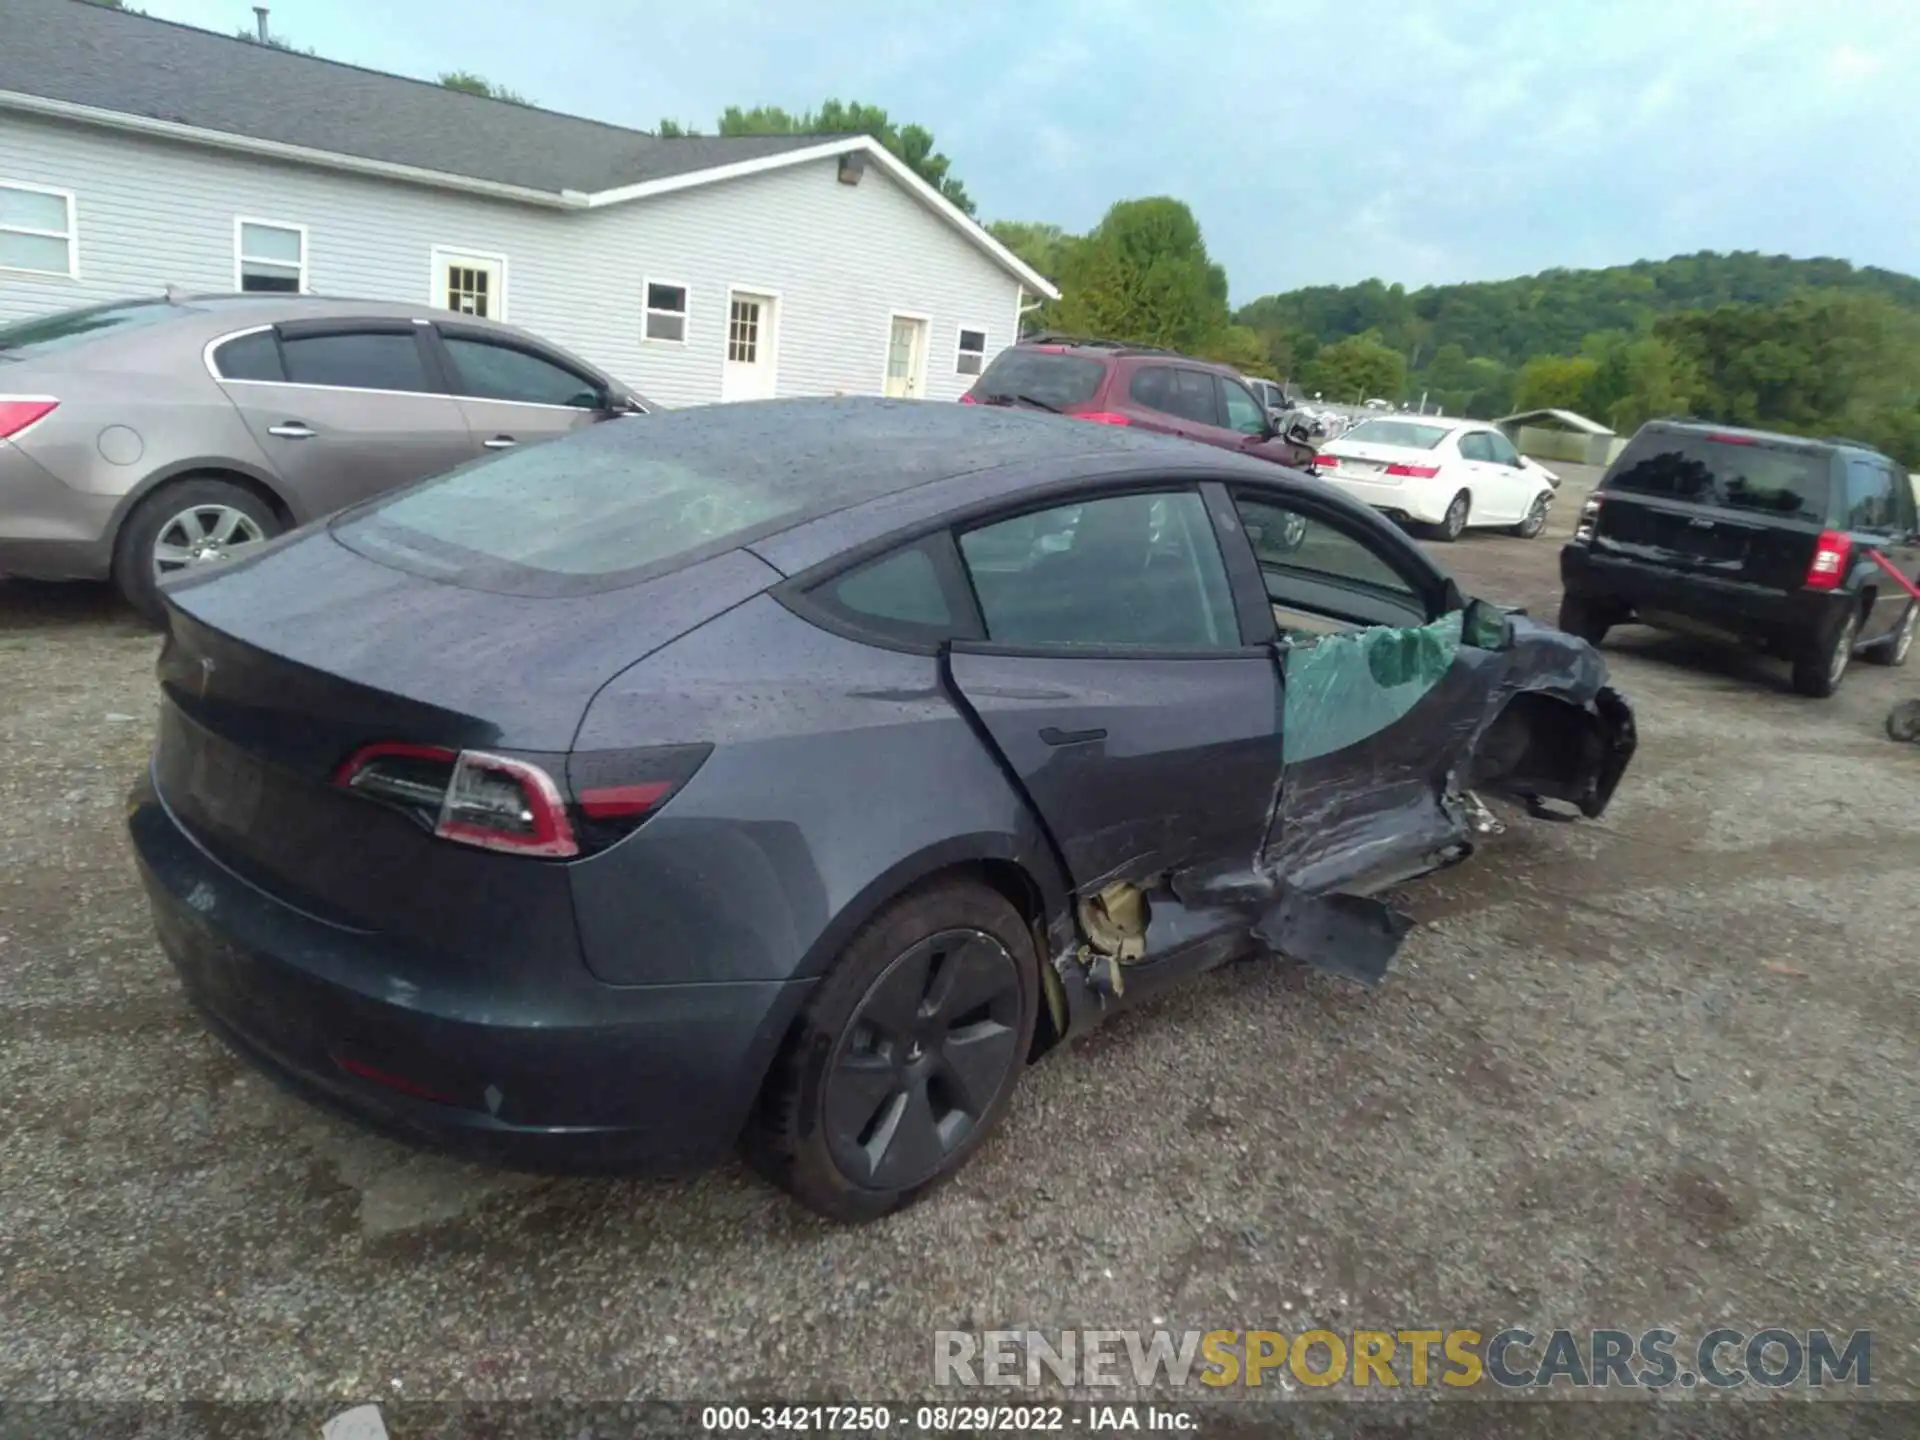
[
  {"xmin": 0, "ymin": 179, "xmax": 78, "ymax": 280},
  {"xmin": 232, "ymin": 215, "xmax": 308, "ymax": 294},
  {"xmin": 429, "ymin": 246, "xmax": 510, "ymax": 321},
  {"xmin": 955, "ymin": 324, "xmax": 989, "ymax": 377},
  {"xmin": 643, "ymin": 277, "xmax": 690, "ymax": 345}
]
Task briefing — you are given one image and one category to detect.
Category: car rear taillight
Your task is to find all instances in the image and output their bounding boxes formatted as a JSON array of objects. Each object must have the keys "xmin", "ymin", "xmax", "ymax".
[
  {"xmin": 334, "ymin": 744, "xmax": 576, "ymax": 857},
  {"xmin": 1708, "ymin": 432, "xmax": 1758, "ymax": 446},
  {"xmin": 1385, "ymin": 462, "xmax": 1441, "ymax": 478},
  {"xmin": 0, "ymin": 397, "xmax": 58, "ymax": 440},
  {"xmin": 333, "ymin": 740, "xmax": 712, "ymax": 857},
  {"xmin": 1075, "ymin": 411, "xmax": 1131, "ymax": 426},
  {"xmin": 1806, "ymin": 530, "xmax": 1851, "ymax": 591},
  {"xmin": 1312, "ymin": 453, "xmax": 1339, "ymax": 470},
  {"xmin": 959, "ymin": 393, "xmax": 978, "ymax": 404}
]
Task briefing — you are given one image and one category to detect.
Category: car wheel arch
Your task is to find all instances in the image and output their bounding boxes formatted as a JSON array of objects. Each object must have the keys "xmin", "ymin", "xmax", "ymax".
[{"xmin": 105, "ymin": 459, "xmax": 300, "ymax": 552}]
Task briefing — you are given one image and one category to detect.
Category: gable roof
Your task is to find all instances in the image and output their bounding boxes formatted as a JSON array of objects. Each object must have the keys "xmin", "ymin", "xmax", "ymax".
[
  {"xmin": 0, "ymin": 0, "xmax": 1057, "ymax": 297},
  {"xmin": 1496, "ymin": 408, "xmax": 1615, "ymax": 436}
]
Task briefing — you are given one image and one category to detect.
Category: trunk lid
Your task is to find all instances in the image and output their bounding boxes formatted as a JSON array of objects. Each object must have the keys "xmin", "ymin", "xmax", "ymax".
[
  {"xmin": 152, "ymin": 531, "xmax": 778, "ymax": 935},
  {"xmin": 1317, "ymin": 439, "xmax": 1432, "ymax": 484},
  {"xmin": 1592, "ymin": 429, "xmax": 1831, "ymax": 590}
]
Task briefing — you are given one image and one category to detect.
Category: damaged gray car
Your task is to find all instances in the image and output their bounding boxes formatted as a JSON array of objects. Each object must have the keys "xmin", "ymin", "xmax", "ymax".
[{"xmin": 131, "ymin": 398, "xmax": 1635, "ymax": 1224}]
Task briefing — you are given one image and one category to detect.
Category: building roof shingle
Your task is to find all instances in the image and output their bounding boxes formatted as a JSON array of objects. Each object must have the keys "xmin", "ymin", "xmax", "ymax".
[{"xmin": 0, "ymin": 0, "xmax": 833, "ymax": 194}]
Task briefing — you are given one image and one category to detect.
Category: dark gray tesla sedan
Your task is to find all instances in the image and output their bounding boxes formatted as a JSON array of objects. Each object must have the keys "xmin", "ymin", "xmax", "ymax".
[{"xmin": 129, "ymin": 398, "xmax": 1636, "ymax": 1222}]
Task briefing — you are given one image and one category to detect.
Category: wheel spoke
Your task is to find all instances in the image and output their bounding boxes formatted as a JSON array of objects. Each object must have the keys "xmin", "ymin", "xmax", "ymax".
[
  {"xmin": 921, "ymin": 935, "xmax": 1014, "ymax": 1027},
  {"xmin": 152, "ymin": 543, "xmax": 194, "ymax": 568},
  {"xmin": 936, "ymin": 1020, "xmax": 1019, "ymax": 1118},
  {"xmin": 209, "ymin": 508, "xmax": 245, "ymax": 544},
  {"xmin": 868, "ymin": 1077, "xmax": 945, "ymax": 1188},
  {"xmin": 173, "ymin": 509, "xmax": 208, "ymax": 544},
  {"xmin": 857, "ymin": 947, "xmax": 935, "ymax": 1045},
  {"xmin": 825, "ymin": 1051, "xmax": 902, "ymax": 1152}
]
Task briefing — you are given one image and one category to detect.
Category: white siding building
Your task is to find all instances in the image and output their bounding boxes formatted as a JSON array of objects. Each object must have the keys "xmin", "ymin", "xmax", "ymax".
[{"xmin": 0, "ymin": 0, "xmax": 1054, "ymax": 408}]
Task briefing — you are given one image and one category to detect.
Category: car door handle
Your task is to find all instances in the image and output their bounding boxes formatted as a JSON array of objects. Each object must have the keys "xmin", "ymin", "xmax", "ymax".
[
  {"xmin": 266, "ymin": 422, "xmax": 315, "ymax": 439},
  {"xmin": 1040, "ymin": 725, "xmax": 1107, "ymax": 747},
  {"xmin": 483, "ymin": 436, "xmax": 518, "ymax": 449}
]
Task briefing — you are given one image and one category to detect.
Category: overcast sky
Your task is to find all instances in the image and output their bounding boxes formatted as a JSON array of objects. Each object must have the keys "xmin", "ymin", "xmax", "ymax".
[{"xmin": 136, "ymin": 0, "xmax": 1920, "ymax": 305}]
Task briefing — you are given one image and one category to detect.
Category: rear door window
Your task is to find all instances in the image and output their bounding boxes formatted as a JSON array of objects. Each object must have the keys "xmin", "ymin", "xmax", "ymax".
[
  {"xmin": 1485, "ymin": 431, "xmax": 1522, "ymax": 465},
  {"xmin": 972, "ymin": 349, "xmax": 1105, "ymax": 408},
  {"xmin": 280, "ymin": 331, "xmax": 436, "ymax": 393},
  {"xmin": 1234, "ymin": 494, "xmax": 1431, "ymax": 632},
  {"xmin": 1457, "ymin": 431, "xmax": 1493, "ymax": 462},
  {"xmin": 1220, "ymin": 378, "xmax": 1269, "ymax": 435},
  {"xmin": 1606, "ymin": 431, "xmax": 1831, "ymax": 520},
  {"xmin": 211, "ymin": 330, "xmax": 285, "ymax": 383}
]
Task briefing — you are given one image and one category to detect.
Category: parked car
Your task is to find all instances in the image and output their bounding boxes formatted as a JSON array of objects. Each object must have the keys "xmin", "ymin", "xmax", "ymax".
[
  {"xmin": 130, "ymin": 398, "xmax": 1635, "ymax": 1222},
  {"xmin": 1310, "ymin": 415, "xmax": 1559, "ymax": 541},
  {"xmin": 1559, "ymin": 420, "xmax": 1920, "ymax": 697},
  {"xmin": 1242, "ymin": 375, "xmax": 1289, "ymax": 418},
  {"xmin": 961, "ymin": 334, "xmax": 1316, "ymax": 469},
  {"xmin": 0, "ymin": 294, "xmax": 649, "ymax": 620}
]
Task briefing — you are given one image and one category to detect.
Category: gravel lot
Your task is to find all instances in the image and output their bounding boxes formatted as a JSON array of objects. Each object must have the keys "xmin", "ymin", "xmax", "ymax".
[{"xmin": 3, "ymin": 463, "xmax": 1916, "ymax": 1418}]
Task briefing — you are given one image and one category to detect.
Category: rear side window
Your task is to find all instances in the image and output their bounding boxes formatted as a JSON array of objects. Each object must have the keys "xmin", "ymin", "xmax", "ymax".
[
  {"xmin": 1843, "ymin": 457, "xmax": 1897, "ymax": 532},
  {"xmin": 973, "ymin": 349, "xmax": 1105, "ymax": 408},
  {"xmin": 211, "ymin": 330, "xmax": 284, "ymax": 382},
  {"xmin": 825, "ymin": 545, "xmax": 952, "ymax": 629},
  {"xmin": 281, "ymin": 331, "xmax": 435, "ymax": 393},
  {"xmin": 1457, "ymin": 432, "xmax": 1493, "ymax": 462},
  {"xmin": 1129, "ymin": 366, "xmax": 1218, "ymax": 425},
  {"xmin": 1606, "ymin": 430, "xmax": 1830, "ymax": 520}
]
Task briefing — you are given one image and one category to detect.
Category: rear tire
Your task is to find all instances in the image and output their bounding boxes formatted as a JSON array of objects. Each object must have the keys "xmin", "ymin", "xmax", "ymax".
[
  {"xmin": 1866, "ymin": 602, "xmax": 1916, "ymax": 668},
  {"xmin": 113, "ymin": 477, "xmax": 282, "ymax": 627},
  {"xmin": 1792, "ymin": 609, "xmax": 1860, "ymax": 698},
  {"xmin": 1556, "ymin": 593, "xmax": 1612, "ymax": 647},
  {"xmin": 744, "ymin": 879, "xmax": 1039, "ymax": 1224},
  {"xmin": 1510, "ymin": 493, "xmax": 1550, "ymax": 539},
  {"xmin": 1430, "ymin": 490, "xmax": 1470, "ymax": 543}
]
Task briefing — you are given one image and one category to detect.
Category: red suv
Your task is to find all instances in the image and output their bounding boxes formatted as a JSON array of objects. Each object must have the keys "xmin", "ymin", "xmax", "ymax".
[{"xmin": 962, "ymin": 335, "xmax": 1315, "ymax": 470}]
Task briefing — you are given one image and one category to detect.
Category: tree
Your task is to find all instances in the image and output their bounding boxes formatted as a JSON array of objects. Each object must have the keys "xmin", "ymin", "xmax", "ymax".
[
  {"xmin": 235, "ymin": 27, "xmax": 315, "ymax": 53},
  {"xmin": 1302, "ymin": 333, "xmax": 1406, "ymax": 404},
  {"xmin": 440, "ymin": 71, "xmax": 532, "ymax": 106},
  {"xmin": 713, "ymin": 100, "xmax": 973, "ymax": 214},
  {"xmin": 988, "ymin": 222, "xmax": 1079, "ymax": 333},
  {"xmin": 1511, "ymin": 354, "xmax": 1601, "ymax": 414},
  {"xmin": 1048, "ymin": 198, "xmax": 1231, "ymax": 354},
  {"xmin": 657, "ymin": 118, "xmax": 700, "ymax": 137}
]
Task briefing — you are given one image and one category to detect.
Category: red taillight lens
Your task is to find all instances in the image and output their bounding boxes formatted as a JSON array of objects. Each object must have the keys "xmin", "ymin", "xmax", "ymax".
[
  {"xmin": 1806, "ymin": 530, "xmax": 1851, "ymax": 591},
  {"xmin": 333, "ymin": 744, "xmax": 576, "ymax": 858},
  {"xmin": 0, "ymin": 397, "xmax": 58, "ymax": 440},
  {"xmin": 959, "ymin": 393, "xmax": 977, "ymax": 404},
  {"xmin": 437, "ymin": 751, "xmax": 577, "ymax": 857},
  {"xmin": 1385, "ymin": 462, "xmax": 1441, "ymax": 478},
  {"xmin": 1312, "ymin": 453, "xmax": 1339, "ymax": 470},
  {"xmin": 1075, "ymin": 411, "xmax": 1132, "ymax": 426},
  {"xmin": 334, "ymin": 741, "xmax": 710, "ymax": 857},
  {"xmin": 1708, "ymin": 432, "xmax": 1757, "ymax": 446}
]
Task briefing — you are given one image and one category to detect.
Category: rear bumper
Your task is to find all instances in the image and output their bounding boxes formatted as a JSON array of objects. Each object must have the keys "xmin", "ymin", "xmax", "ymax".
[
  {"xmin": 0, "ymin": 441, "xmax": 115, "ymax": 580},
  {"xmin": 1561, "ymin": 544, "xmax": 1847, "ymax": 647},
  {"xmin": 1322, "ymin": 471, "xmax": 1446, "ymax": 524},
  {"xmin": 129, "ymin": 775, "xmax": 811, "ymax": 1174}
]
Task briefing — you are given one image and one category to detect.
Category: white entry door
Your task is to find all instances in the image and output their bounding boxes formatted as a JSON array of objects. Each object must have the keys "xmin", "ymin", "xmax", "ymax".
[
  {"xmin": 721, "ymin": 291, "xmax": 778, "ymax": 402},
  {"xmin": 884, "ymin": 314, "xmax": 929, "ymax": 398}
]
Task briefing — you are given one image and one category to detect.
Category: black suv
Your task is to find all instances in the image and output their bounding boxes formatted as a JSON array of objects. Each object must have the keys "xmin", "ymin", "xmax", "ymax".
[{"xmin": 1559, "ymin": 420, "xmax": 1920, "ymax": 697}]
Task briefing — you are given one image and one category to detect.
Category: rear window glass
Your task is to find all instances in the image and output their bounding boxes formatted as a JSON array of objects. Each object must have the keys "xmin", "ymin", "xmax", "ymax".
[
  {"xmin": 0, "ymin": 301, "xmax": 174, "ymax": 360},
  {"xmin": 974, "ymin": 349, "xmax": 1105, "ymax": 408},
  {"xmin": 1344, "ymin": 419, "xmax": 1450, "ymax": 449},
  {"xmin": 335, "ymin": 415, "xmax": 846, "ymax": 593},
  {"xmin": 1605, "ymin": 431, "xmax": 1830, "ymax": 519}
]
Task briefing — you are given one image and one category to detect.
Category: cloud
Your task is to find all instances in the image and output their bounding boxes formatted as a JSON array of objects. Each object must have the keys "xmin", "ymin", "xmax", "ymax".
[{"xmin": 1825, "ymin": 43, "xmax": 1885, "ymax": 81}]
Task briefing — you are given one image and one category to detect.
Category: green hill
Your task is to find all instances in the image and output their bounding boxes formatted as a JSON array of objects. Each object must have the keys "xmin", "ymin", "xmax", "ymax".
[{"xmin": 1235, "ymin": 251, "xmax": 1920, "ymax": 372}]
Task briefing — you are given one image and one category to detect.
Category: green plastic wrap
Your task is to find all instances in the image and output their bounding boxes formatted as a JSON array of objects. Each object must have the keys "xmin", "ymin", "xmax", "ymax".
[{"xmin": 1281, "ymin": 610, "xmax": 1464, "ymax": 765}]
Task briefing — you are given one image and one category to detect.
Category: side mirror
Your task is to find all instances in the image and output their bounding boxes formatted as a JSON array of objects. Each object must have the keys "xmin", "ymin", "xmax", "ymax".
[{"xmin": 1461, "ymin": 596, "xmax": 1515, "ymax": 651}]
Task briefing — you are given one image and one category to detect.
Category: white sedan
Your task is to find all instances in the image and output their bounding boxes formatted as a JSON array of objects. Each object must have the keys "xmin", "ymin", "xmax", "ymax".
[{"xmin": 1309, "ymin": 417, "xmax": 1558, "ymax": 541}]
